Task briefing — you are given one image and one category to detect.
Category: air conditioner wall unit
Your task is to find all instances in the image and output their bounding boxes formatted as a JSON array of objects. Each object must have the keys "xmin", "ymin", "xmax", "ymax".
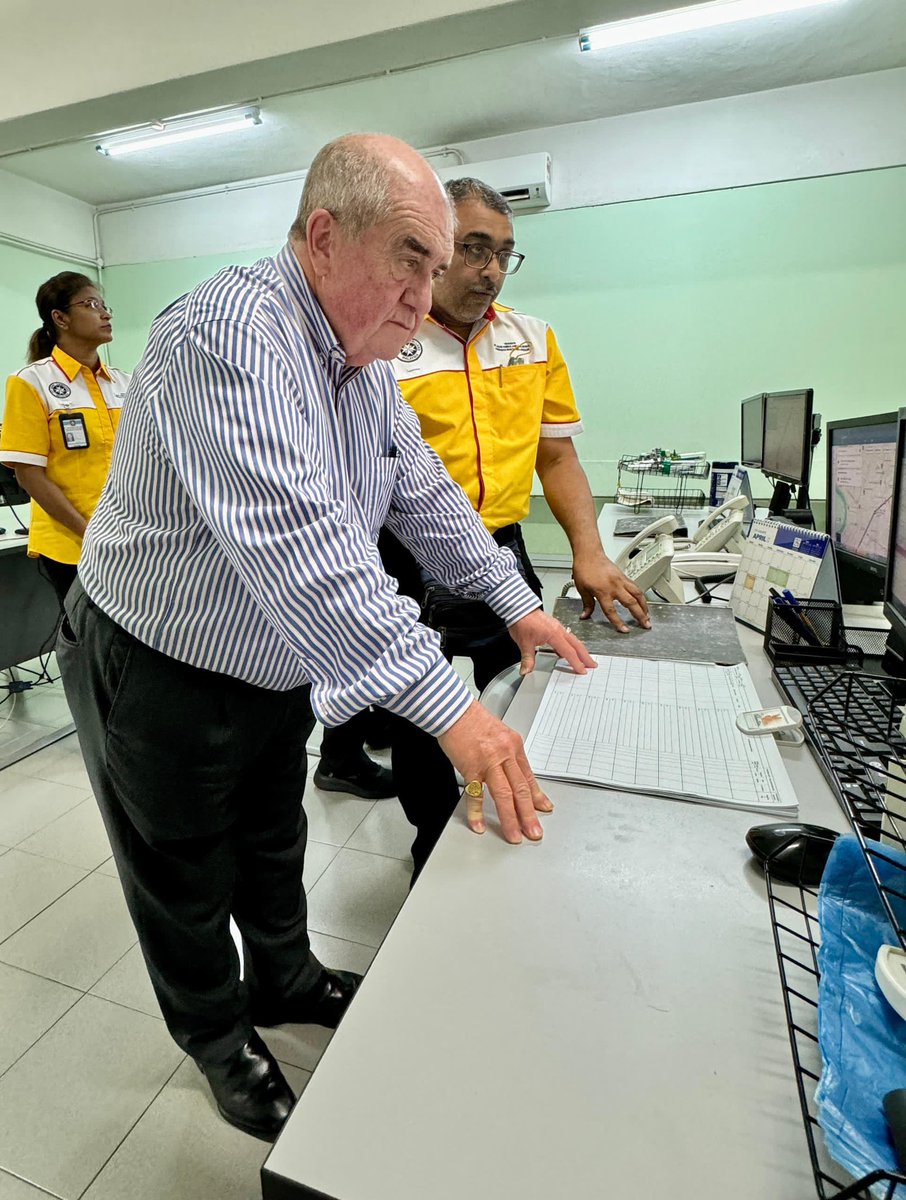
[{"xmin": 436, "ymin": 153, "xmax": 552, "ymax": 210}]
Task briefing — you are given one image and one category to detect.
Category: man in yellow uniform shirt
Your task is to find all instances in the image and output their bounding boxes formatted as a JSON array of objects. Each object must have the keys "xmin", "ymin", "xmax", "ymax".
[{"xmin": 383, "ymin": 176, "xmax": 650, "ymax": 875}]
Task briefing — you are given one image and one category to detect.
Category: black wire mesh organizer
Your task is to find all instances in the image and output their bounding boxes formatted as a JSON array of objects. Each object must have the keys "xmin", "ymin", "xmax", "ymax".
[
  {"xmin": 774, "ymin": 666, "xmax": 906, "ymax": 945},
  {"xmin": 765, "ymin": 598, "xmax": 889, "ymax": 669},
  {"xmin": 766, "ymin": 855, "xmax": 906, "ymax": 1200},
  {"xmin": 765, "ymin": 635, "xmax": 906, "ymax": 1196}
]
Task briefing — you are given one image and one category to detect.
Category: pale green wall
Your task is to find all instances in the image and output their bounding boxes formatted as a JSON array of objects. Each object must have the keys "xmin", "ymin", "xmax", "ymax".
[
  {"xmin": 103, "ymin": 248, "xmax": 274, "ymax": 372},
  {"xmin": 102, "ymin": 166, "xmax": 906, "ymax": 499},
  {"xmin": 0, "ymin": 243, "xmax": 97, "ymax": 419},
  {"xmin": 502, "ymin": 166, "xmax": 906, "ymax": 497}
]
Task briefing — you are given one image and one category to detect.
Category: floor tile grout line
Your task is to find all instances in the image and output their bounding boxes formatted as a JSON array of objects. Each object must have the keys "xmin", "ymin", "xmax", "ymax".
[
  {"xmin": 1, "ymin": 785, "xmax": 95, "ymax": 848},
  {"xmin": 0, "ymin": 1165, "xmax": 66, "ymax": 1200},
  {"xmin": 85, "ymin": 936, "xmax": 143, "ymax": 991},
  {"xmin": 72, "ymin": 1053, "xmax": 187, "ymax": 1200},
  {"xmin": 82, "ymin": 990, "xmax": 164, "ymax": 1024},
  {"xmin": 0, "ymin": 978, "xmax": 84, "ymax": 1086},
  {"xmin": 343, "ymin": 844, "xmax": 412, "ymax": 865},
  {"xmin": 329, "ymin": 843, "xmax": 412, "ymax": 866},
  {"xmin": 306, "ymin": 922, "xmax": 380, "ymax": 949},
  {"xmin": 311, "ymin": 931, "xmax": 381, "ymax": 953},
  {"xmin": 0, "ymin": 957, "xmax": 86, "ymax": 996},
  {"xmin": 11, "ymin": 842, "xmax": 112, "ymax": 875},
  {"xmin": 0, "ymin": 867, "xmax": 94, "ymax": 950}
]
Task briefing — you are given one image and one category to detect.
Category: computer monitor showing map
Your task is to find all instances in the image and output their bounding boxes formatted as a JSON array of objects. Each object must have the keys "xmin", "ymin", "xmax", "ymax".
[
  {"xmin": 740, "ymin": 395, "xmax": 765, "ymax": 468},
  {"xmin": 827, "ymin": 412, "xmax": 897, "ymax": 604},
  {"xmin": 882, "ymin": 409, "xmax": 906, "ymax": 676},
  {"xmin": 762, "ymin": 389, "xmax": 814, "ymax": 485}
]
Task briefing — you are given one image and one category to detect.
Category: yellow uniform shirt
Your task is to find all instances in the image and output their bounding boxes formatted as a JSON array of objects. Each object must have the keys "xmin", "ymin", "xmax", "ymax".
[
  {"xmin": 393, "ymin": 304, "xmax": 582, "ymax": 533},
  {"xmin": 0, "ymin": 346, "xmax": 129, "ymax": 564}
]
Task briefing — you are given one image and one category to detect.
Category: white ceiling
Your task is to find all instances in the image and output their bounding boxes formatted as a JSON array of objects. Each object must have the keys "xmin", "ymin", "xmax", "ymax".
[
  {"xmin": 1, "ymin": 0, "xmax": 905, "ymax": 207},
  {"xmin": 0, "ymin": 0, "xmax": 507, "ymax": 122}
]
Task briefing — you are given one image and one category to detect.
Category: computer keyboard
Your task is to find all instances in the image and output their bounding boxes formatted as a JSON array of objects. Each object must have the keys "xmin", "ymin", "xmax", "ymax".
[{"xmin": 773, "ymin": 662, "xmax": 906, "ymax": 831}]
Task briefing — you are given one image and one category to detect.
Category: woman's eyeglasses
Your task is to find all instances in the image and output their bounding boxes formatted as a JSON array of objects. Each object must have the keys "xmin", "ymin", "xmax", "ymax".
[{"xmin": 66, "ymin": 298, "xmax": 112, "ymax": 315}]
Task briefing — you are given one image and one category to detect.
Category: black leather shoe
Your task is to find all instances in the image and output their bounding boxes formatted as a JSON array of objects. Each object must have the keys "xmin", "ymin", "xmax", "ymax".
[
  {"xmin": 313, "ymin": 758, "xmax": 395, "ymax": 800},
  {"xmin": 253, "ymin": 968, "xmax": 362, "ymax": 1030},
  {"xmin": 197, "ymin": 1032, "xmax": 294, "ymax": 1141}
]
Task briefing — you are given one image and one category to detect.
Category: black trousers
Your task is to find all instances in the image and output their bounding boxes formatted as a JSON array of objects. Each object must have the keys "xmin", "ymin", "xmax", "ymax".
[
  {"xmin": 38, "ymin": 556, "xmax": 77, "ymax": 609},
  {"xmin": 381, "ymin": 526, "xmax": 544, "ymax": 878},
  {"xmin": 319, "ymin": 707, "xmax": 373, "ymax": 768},
  {"xmin": 58, "ymin": 579, "xmax": 321, "ymax": 1063}
]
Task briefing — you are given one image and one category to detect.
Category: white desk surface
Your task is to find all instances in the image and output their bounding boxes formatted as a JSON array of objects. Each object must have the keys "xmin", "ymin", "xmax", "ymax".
[{"xmin": 264, "ymin": 612, "xmax": 846, "ymax": 1200}]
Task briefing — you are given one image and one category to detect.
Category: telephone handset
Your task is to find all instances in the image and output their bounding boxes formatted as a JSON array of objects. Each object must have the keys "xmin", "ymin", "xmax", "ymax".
[
  {"xmin": 670, "ymin": 494, "xmax": 750, "ymax": 581},
  {"xmin": 686, "ymin": 494, "xmax": 749, "ymax": 554},
  {"xmin": 614, "ymin": 514, "xmax": 685, "ymax": 603}
]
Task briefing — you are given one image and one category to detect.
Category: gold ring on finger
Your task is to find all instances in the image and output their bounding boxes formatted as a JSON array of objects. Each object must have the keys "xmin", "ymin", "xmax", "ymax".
[{"xmin": 465, "ymin": 780, "xmax": 483, "ymax": 798}]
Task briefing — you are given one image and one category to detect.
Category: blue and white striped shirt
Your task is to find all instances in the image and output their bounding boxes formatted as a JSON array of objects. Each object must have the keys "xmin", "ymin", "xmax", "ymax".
[{"xmin": 79, "ymin": 244, "xmax": 541, "ymax": 735}]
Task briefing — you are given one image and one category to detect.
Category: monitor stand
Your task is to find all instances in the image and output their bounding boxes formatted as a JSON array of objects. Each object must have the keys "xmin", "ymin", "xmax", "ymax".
[
  {"xmin": 767, "ymin": 481, "xmax": 815, "ymax": 529},
  {"xmin": 882, "ymin": 626, "xmax": 906, "ymax": 683}
]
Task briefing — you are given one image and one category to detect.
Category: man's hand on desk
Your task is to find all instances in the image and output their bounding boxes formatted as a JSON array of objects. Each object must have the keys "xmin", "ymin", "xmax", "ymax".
[
  {"xmin": 573, "ymin": 552, "xmax": 651, "ymax": 634},
  {"xmin": 507, "ymin": 609, "xmax": 597, "ymax": 678},
  {"xmin": 438, "ymin": 700, "xmax": 553, "ymax": 843}
]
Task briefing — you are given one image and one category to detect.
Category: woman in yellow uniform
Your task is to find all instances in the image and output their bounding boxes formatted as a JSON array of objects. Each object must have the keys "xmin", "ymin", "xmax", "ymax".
[{"xmin": 0, "ymin": 272, "xmax": 129, "ymax": 604}]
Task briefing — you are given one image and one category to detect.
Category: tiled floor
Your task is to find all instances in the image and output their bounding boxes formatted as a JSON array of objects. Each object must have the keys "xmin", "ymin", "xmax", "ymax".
[
  {"xmin": 0, "ymin": 656, "xmax": 75, "ymax": 773},
  {"xmin": 0, "ymin": 571, "xmax": 570, "ymax": 1200}
]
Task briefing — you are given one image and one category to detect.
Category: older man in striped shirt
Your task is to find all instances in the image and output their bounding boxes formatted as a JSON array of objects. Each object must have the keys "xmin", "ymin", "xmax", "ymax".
[{"xmin": 57, "ymin": 133, "xmax": 593, "ymax": 1140}]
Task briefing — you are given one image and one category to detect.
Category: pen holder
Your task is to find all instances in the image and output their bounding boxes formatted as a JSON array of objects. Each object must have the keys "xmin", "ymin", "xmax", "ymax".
[{"xmin": 764, "ymin": 598, "xmax": 863, "ymax": 667}]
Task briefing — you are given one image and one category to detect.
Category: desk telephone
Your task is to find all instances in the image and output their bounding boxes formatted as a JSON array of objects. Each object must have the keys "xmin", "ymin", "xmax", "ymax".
[
  {"xmin": 614, "ymin": 514, "xmax": 686, "ymax": 603},
  {"xmin": 614, "ymin": 496, "xmax": 750, "ymax": 602}
]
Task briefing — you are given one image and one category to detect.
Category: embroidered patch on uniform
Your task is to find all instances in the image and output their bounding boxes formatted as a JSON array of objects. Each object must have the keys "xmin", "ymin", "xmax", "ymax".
[
  {"xmin": 48, "ymin": 382, "xmax": 72, "ymax": 399},
  {"xmin": 398, "ymin": 340, "xmax": 423, "ymax": 363},
  {"xmin": 509, "ymin": 342, "xmax": 532, "ymax": 366},
  {"xmin": 494, "ymin": 340, "xmax": 533, "ymax": 365}
]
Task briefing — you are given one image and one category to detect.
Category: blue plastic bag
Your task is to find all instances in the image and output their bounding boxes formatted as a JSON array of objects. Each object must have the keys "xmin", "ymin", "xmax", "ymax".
[{"xmin": 817, "ymin": 834, "xmax": 906, "ymax": 1192}]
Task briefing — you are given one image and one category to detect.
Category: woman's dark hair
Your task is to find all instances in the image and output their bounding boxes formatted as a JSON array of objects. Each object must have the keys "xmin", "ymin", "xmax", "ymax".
[{"xmin": 27, "ymin": 271, "xmax": 95, "ymax": 363}]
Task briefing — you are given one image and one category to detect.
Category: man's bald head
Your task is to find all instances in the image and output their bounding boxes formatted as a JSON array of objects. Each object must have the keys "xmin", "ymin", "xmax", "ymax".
[
  {"xmin": 290, "ymin": 134, "xmax": 454, "ymax": 366},
  {"xmin": 290, "ymin": 133, "xmax": 451, "ymax": 243}
]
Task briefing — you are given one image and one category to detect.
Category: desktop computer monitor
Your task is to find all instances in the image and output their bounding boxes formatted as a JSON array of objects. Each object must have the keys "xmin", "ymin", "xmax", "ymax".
[
  {"xmin": 740, "ymin": 394, "xmax": 765, "ymax": 468},
  {"xmin": 827, "ymin": 412, "xmax": 897, "ymax": 605},
  {"xmin": 883, "ymin": 408, "xmax": 906, "ymax": 676},
  {"xmin": 762, "ymin": 389, "xmax": 815, "ymax": 523},
  {"xmin": 762, "ymin": 389, "xmax": 814, "ymax": 485}
]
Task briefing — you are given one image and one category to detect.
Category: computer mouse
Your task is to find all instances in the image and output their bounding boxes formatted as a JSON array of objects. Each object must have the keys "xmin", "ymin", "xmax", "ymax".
[{"xmin": 745, "ymin": 822, "xmax": 840, "ymax": 886}]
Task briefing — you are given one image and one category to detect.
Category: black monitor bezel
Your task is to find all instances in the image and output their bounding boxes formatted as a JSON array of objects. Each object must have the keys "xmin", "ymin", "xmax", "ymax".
[
  {"xmin": 761, "ymin": 388, "xmax": 814, "ymax": 486},
  {"xmin": 740, "ymin": 394, "xmax": 765, "ymax": 468},
  {"xmin": 882, "ymin": 408, "xmax": 906, "ymax": 648},
  {"xmin": 826, "ymin": 411, "xmax": 898, "ymax": 578}
]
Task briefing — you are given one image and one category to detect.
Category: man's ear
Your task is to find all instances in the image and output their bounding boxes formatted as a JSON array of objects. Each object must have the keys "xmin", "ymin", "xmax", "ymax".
[{"xmin": 306, "ymin": 209, "xmax": 337, "ymax": 278}]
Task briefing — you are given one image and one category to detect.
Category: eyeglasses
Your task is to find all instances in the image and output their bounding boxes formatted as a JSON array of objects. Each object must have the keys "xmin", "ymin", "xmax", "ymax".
[
  {"xmin": 455, "ymin": 241, "xmax": 525, "ymax": 275},
  {"xmin": 66, "ymin": 298, "xmax": 112, "ymax": 315}
]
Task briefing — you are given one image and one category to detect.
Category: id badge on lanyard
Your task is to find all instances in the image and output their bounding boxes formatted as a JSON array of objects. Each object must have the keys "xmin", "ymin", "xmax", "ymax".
[{"xmin": 60, "ymin": 413, "xmax": 89, "ymax": 449}]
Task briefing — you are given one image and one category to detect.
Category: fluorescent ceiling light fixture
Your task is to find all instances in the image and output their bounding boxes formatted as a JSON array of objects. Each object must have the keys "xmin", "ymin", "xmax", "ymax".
[
  {"xmin": 579, "ymin": 0, "xmax": 844, "ymax": 50},
  {"xmin": 97, "ymin": 106, "xmax": 261, "ymax": 157}
]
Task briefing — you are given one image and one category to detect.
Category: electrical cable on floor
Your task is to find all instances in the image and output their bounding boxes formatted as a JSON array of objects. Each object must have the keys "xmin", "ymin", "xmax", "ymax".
[{"xmin": 0, "ymin": 674, "xmax": 18, "ymax": 733}]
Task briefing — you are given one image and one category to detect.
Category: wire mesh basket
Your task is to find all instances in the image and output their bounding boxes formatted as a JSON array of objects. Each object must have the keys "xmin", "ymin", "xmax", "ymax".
[
  {"xmin": 766, "ymin": 857, "xmax": 906, "ymax": 1199},
  {"xmin": 765, "ymin": 598, "xmax": 889, "ymax": 671},
  {"xmin": 794, "ymin": 670, "xmax": 906, "ymax": 947},
  {"xmin": 616, "ymin": 450, "xmax": 710, "ymax": 512}
]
